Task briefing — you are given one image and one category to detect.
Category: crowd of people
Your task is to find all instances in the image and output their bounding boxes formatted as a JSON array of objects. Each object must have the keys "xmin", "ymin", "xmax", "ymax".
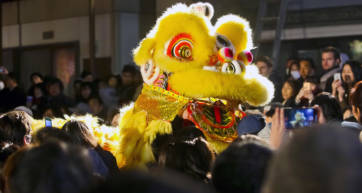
[
  {"xmin": 0, "ymin": 64, "xmax": 143, "ymax": 124},
  {"xmin": 0, "ymin": 45, "xmax": 361, "ymax": 193}
]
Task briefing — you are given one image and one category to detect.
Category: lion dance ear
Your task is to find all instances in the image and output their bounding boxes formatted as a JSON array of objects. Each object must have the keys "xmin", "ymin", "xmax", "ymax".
[
  {"xmin": 133, "ymin": 38, "xmax": 155, "ymax": 66},
  {"xmin": 214, "ymin": 15, "xmax": 253, "ymax": 55}
]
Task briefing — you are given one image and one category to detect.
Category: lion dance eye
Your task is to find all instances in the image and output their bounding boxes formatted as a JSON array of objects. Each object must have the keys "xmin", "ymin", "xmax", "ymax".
[
  {"xmin": 221, "ymin": 60, "xmax": 244, "ymax": 74},
  {"xmin": 167, "ymin": 33, "xmax": 193, "ymax": 60}
]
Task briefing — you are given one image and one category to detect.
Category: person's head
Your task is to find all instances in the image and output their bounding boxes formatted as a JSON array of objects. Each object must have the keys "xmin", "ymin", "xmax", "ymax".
[
  {"xmin": 156, "ymin": 126, "xmax": 214, "ymax": 183},
  {"xmin": 73, "ymin": 79, "xmax": 82, "ymax": 92},
  {"xmin": 350, "ymin": 81, "xmax": 362, "ymax": 123},
  {"xmin": 286, "ymin": 58, "xmax": 298, "ymax": 69},
  {"xmin": 342, "ymin": 60, "xmax": 361, "ymax": 86},
  {"xmin": 212, "ymin": 135, "xmax": 272, "ymax": 193},
  {"xmin": 81, "ymin": 71, "xmax": 94, "ymax": 82},
  {"xmin": 91, "ymin": 169, "xmax": 215, "ymax": 193},
  {"xmin": 62, "ymin": 120, "xmax": 98, "ymax": 148},
  {"xmin": 41, "ymin": 105, "xmax": 63, "ymax": 118},
  {"xmin": 262, "ymin": 124, "xmax": 362, "ymax": 193},
  {"xmin": 121, "ymin": 65, "xmax": 137, "ymax": 86},
  {"xmin": 3, "ymin": 142, "xmax": 95, "ymax": 193},
  {"xmin": 282, "ymin": 80, "xmax": 298, "ymax": 101},
  {"xmin": 255, "ymin": 56, "xmax": 273, "ymax": 77},
  {"xmin": 33, "ymin": 83, "xmax": 46, "ymax": 98},
  {"xmin": 0, "ymin": 111, "xmax": 32, "ymax": 146},
  {"xmin": 80, "ymin": 82, "xmax": 93, "ymax": 101},
  {"xmin": 47, "ymin": 78, "xmax": 63, "ymax": 97},
  {"xmin": 33, "ymin": 127, "xmax": 72, "ymax": 145},
  {"xmin": 299, "ymin": 58, "xmax": 315, "ymax": 79},
  {"xmin": 288, "ymin": 61, "xmax": 300, "ymax": 80},
  {"xmin": 30, "ymin": 73, "xmax": 43, "ymax": 85},
  {"xmin": 321, "ymin": 46, "xmax": 340, "ymax": 71},
  {"xmin": 108, "ymin": 75, "xmax": 120, "ymax": 88},
  {"xmin": 88, "ymin": 97, "xmax": 104, "ymax": 114},
  {"xmin": 302, "ymin": 77, "xmax": 320, "ymax": 96},
  {"xmin": 311, "ymin": 92, "xmax": 343, "ymax": 123},
  {"xmin": 4, "ymin": 73, "xmax": 18, "ymax": 89}
]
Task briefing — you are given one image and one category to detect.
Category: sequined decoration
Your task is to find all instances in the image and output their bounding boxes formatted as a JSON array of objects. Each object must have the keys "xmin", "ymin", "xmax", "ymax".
[{"xmin": 134, "ymin": 84, "xmax": 190, "ymax": 121}]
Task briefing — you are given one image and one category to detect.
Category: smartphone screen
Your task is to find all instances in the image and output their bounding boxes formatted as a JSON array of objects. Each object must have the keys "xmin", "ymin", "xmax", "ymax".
[
  {"xmin": 284, "ymin": 108, "xmax": 317, "ymax": 129},
  {"xmin": 334, "ymin": 73, "xmax": 341, "ymax": 81},
  {"xmin": 45, "ymin": 118, "xmax": 52, "ymax": 128}
]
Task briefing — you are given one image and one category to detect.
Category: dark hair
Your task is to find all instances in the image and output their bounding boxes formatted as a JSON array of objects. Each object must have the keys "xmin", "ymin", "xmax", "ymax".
[
  {"xmin": 4, "ymin": 142, "xmax": 95, "ymax": 193},
  {"xmin": 255, "ymin": 56, "xmax": 273, "ymax": 68},
  {"xmin": 81, "ymin": 71, "xmax": 93, "ymax": 79},
  {"xmin": 321, "ymin": 46, "xmax": 340, "ymax": 60},
  {"xmin": 122, "ymin": 64, "xmax": 137, "ymax": 75},
  {"xmin": 263, "ymin": 124, "xmax": 362, "ymax": 193},
  {"xmin": 283, "ymin": 79, "xmax": 299, "ymax": 97},
  {"xmin": 299, "ymin": 57, "xmax": 315, "ymax": 69},
  {"xmin": 156, "ymin": 126, "xmax": 214, "ymax": 183},
  {"xmin": 0, "ymin": 111, "xmax": 32, "ymax": 146},
  {"xmin": 33, "ymin": 127, "xmax": 72, "ymax": 145},
  {"xmin": 62, "ymin": 120, "xmax": 98, "ymax": 148},
  {"xmin": 304, "ymin": 76, "xmax": 320, "ymax": 85},
  {"xmin": 311, "ymin": 92, "xmax": 343, "ymax": 122},
  {"xmin": 0, "ymin": 142, "xmax": 20, "ymax": 167},
  {"xmin": 350, "ymin": 81, "xmax": 362, "ymax": 123},
  {"xmin": 212, "ymin": 135, "xmax": 272, "ymax": 193},
  {"xmin": 91, "ymin": 169, "xmax": 215, "ymax": 193},
  {"xmin": 5, "ymin": 72, "xmax": 18, "ymax": 83},
  {"xmin": 30, "ymin": 72, "xmax": 43, "ymax": 82},
  {"xmin": 47, "ymin": 77, "xmax": 64, "ymax": 91},
  {"xmin": 342, "ymin": 60, "xmax": 362, "ymax": 84}
]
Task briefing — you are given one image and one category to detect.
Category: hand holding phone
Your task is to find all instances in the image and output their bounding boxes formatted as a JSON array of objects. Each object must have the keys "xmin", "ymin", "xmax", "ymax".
[{"xmin": 334, "ymin": 73, "xmax": 341, "ymax": 81}]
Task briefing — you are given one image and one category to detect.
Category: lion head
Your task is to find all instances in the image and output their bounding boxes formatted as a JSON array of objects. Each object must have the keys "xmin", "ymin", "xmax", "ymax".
[{"xmin": 133, "ymin": 3, "xmax": 274, "ymax": 106}]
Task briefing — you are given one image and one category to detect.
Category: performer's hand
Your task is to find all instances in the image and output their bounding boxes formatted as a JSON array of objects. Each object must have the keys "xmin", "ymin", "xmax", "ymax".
[
  {"xmin": 140, "ymin": 60, "xmax": 160, "ymax": 85},
  {"xmin": 270, "ymin": 107, "xmax": 286, "ymax": 149}
]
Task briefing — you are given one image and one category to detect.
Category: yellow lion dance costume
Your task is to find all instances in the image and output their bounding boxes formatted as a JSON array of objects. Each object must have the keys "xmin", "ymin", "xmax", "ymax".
[{"xmin": 32, "ymin": 2, "xmax": 274, "ymax": 169}]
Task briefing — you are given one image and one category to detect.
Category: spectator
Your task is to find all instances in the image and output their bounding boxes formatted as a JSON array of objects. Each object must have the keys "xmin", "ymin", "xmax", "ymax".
[
  {"xmin": 284, "ymin": 58, "xmax": 298, "ymax": 79},
  {"xmin": 3, "ymin": 142, "xmax": 96, "ymax": 193},
  {"xmin": 320, "ymin": 46, "xmax": 341, "ymax": 91},
  {"xmin": 33, "ymin": 127, "xmax": 72, "ymax": 145},
  {"xmin": 212, "ymin": 135, "xmax": 272, "ymax": 193},
  {"xmin": 295, "ymin": 77, "xmax": 321, "ymax": 107},
  {"xmin": 350, "ymin": 81, "xmax": 362, "ymax": 125},
  {"xmin": 311, "ymin": 92, "xmax": 343, "ymax": 124},
  {"xmin": 62, "ymin": 120, "xmax": 118, "ymax": 176},
  {"xmin": 46, "ymin": 78, "xmax": 74, "ymax": 110},
  {"xmin": 262, "ymin": 124, "xmax": 362, "ymax": 193},
  {"xmin": 286, "ymin": 60, "xmax": 300, "ymax": 81},
  {"xmin": 0, "ymin": 110, "xmax": 32, "ymax": 147},
  {"xmin": 88, "ymin": 96, "xmax": 107, "ymax": 120},
  {"xmin": 255, "ymin": 56, "xmax": 282, "ymax": 102},
  {"xmin": 331, "ymin": 60, "xmax": 361, "ymax": 112},
  {"xmin": 72, "ymin": 79, "xmax": 82, "ymax": 102},
  {"xmin": 296, "ymin": 58, "xmax": 315, "ymax": 89},
  {"xmin": 92, "ymin": 169, "xmax": 215, "ymax": 193},
  {"xmin": 255, "ymin": 56, "xmax": 273, "ymax": 78},
  {"xmin": 81, "ymin": 71, "xmax": 94, "ymax": 83},
  {"xmin": 155, "ymin": 125, "xmax": 214, "ymax": 183},
  {"xmin": 73, "ymin": 82, "xmax": 94, "ymax": 114},
  {"xmin": 281, "ymin": 80, "xmax": 298, "ymax": 107},
  {"xmin": 28, "ymin": 83, "xmax": 47, "ymax": 119},
  {"xmin": 27, "ymin": 72, "xmax": 44, "ymax": 96},
  {"xmin": 0, "ymin": 73, "xmax": 26, "ymax": 112},
  {"xmin": 98, "ymin": 75, "xmax": 120, "ymax": 110},
  {"xmin": 119, "ymin": 65, "xmax": 139, "ymax": 105}
]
